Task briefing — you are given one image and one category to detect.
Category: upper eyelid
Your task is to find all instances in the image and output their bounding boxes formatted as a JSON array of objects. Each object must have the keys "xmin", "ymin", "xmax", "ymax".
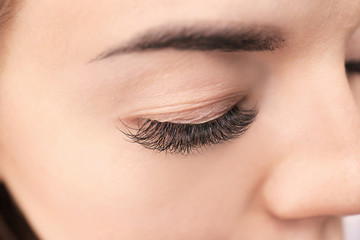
[
  {"xmin": 119, "ymin": 103, "xmax": 257, "ymax": 132},
  {"xmin": 127, "ymin": 94, "xmax": 245, "ymax": 124},
  {"xmin": 140, "ymin": 100, "xmax": 242, "ymax": 124}
]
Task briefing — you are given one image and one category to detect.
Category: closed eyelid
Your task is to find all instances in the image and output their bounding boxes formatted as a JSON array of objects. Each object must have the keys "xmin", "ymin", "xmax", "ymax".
[
  {"xmin": 125, "ymin": 94, "xmax": 246, "ymax": 124},
  {"xmin": 120, "ymin": 105, "xmax": 258, "ymax": 155}
]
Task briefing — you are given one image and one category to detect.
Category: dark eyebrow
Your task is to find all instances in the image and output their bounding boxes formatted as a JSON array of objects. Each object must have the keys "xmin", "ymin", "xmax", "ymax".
[{"xmin": 92, "ymin": 25, "xmax": 285, "ymax": 61}]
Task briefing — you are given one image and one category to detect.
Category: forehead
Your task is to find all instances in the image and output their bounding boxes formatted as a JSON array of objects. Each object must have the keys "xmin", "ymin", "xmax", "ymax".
[
  {"xmin": 13, "ymin": 0, "xmax": 360, "ymax": 63},
  {"xmin": 25, "ymin": 0, "xmax": 360, "ymax": 39},
  {"xmin": 32, "ymin": 0, "xmax": 360, "ymax": 24}
]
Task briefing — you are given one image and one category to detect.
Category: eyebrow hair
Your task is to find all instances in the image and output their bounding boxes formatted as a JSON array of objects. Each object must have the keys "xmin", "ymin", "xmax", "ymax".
[{"xmin": 92, "ymin": 25, "xmax": 285, "ymax": 61}]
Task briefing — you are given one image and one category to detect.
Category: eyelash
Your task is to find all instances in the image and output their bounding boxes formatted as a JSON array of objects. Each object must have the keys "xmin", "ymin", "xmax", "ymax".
[{"xmin": 121, "ymin": 105, "xmax": 257, "ymax": 155}]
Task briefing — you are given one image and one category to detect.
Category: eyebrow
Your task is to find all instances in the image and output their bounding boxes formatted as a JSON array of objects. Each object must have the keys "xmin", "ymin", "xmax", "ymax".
[{"xmin": 92, "ymin": 25, "xmax": 285, "ymax": 61}]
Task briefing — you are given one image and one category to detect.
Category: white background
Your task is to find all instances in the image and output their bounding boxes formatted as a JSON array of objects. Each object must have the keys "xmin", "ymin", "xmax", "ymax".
[{"xmin": 344, "ymin": 215, "xmax": 360, "ymax": 240}]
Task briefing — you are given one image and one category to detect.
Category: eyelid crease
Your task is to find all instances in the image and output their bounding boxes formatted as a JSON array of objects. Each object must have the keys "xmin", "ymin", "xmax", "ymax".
[
  {"xmin": 141, "ymin": 99, "xmax": 240, "ymax": 124},
  {"xmin": 151, "ymin": 105, "xmax": 232, "ymax": 124},
  {"xmin": 125, "ymin": 93, "xmax": 245, "ymax": 124}
]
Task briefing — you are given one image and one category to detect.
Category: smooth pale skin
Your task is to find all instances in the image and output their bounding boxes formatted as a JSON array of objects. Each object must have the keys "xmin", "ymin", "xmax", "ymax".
[{"xmin": 0, "ymin": 0, "xmax": 360, "ymax": 239}]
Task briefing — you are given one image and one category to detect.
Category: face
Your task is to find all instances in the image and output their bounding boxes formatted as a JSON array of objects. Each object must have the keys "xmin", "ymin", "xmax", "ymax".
[{"xmin": 1, "ymin": 0, "xmax": 360, "ymax": 239}]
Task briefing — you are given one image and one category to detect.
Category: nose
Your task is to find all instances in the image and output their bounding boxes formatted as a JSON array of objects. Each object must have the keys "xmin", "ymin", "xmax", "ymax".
[{"xmin": 262, "ymin": 59, "xmax": 360, "ymax": 219}]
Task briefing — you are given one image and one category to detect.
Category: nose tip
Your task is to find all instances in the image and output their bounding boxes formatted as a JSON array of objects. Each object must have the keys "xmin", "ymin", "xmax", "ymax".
[
  {"xmin": 263, "ymin": 154, "xmax": 360, "ymax": 219},
  {"xmin": 261, "ymin": 86, "xmax": 360, "ymax": 220}
]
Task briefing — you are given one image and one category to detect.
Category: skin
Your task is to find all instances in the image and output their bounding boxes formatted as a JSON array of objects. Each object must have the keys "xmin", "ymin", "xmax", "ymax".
[{"xmin": 0, "ymin": 0, "xmax": 360, "ymax": 239}]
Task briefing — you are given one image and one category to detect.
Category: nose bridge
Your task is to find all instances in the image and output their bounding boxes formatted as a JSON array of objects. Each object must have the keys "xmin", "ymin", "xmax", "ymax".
[
  {"xmin": 262, "ymin": 60, "xmax": 360, "ymax": 219},
  {"xmin": 314, "ymin": 67, "xmax": 360, "ymax": 151},
  {"xmin": 283, "ymin": 55, "xmax": 360, "ymax": 154},
  {"xmin": 301, "ymin": 81, "xmax": 359, "ymax": 154}
]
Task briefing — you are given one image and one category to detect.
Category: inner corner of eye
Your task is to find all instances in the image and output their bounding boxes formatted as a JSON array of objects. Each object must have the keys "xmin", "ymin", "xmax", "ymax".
[{"xmin": 235, "ymin": 93, "xmax": 255, "ymax": 108}]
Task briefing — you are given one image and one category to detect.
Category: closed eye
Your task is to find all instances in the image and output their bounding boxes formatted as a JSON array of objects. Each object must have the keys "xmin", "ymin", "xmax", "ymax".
[{"xmin": 120, "ymin": 105, "xmax": 257, "ymax": 155}]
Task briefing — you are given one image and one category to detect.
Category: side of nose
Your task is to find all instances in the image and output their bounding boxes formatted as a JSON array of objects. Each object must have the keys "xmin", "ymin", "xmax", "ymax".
[{"xmin": 262, "ymin": 60, "xmax": 360, "ymax": 219}]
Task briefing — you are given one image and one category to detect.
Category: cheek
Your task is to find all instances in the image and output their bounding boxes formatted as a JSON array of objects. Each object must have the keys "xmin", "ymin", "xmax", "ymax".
[{"xmin": 0, "ymin": 74, "xmax": 271, "ymax": 239}]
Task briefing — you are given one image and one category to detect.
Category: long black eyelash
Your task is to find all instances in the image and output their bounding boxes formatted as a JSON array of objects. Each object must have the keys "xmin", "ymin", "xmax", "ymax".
[{"xmin": 121, "ymin": 105, "xmax": 257, "ymax": 155}]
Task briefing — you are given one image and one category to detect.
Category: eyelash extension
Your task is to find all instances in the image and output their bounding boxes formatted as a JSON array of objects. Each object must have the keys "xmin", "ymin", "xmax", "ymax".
[
  {"xmin": 345, "ymin": 61, "xmax": 360, "ymax": 74},
  {"xmin": 121, "ymin": 105, "xmax": 257, "ymax": 155}
]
